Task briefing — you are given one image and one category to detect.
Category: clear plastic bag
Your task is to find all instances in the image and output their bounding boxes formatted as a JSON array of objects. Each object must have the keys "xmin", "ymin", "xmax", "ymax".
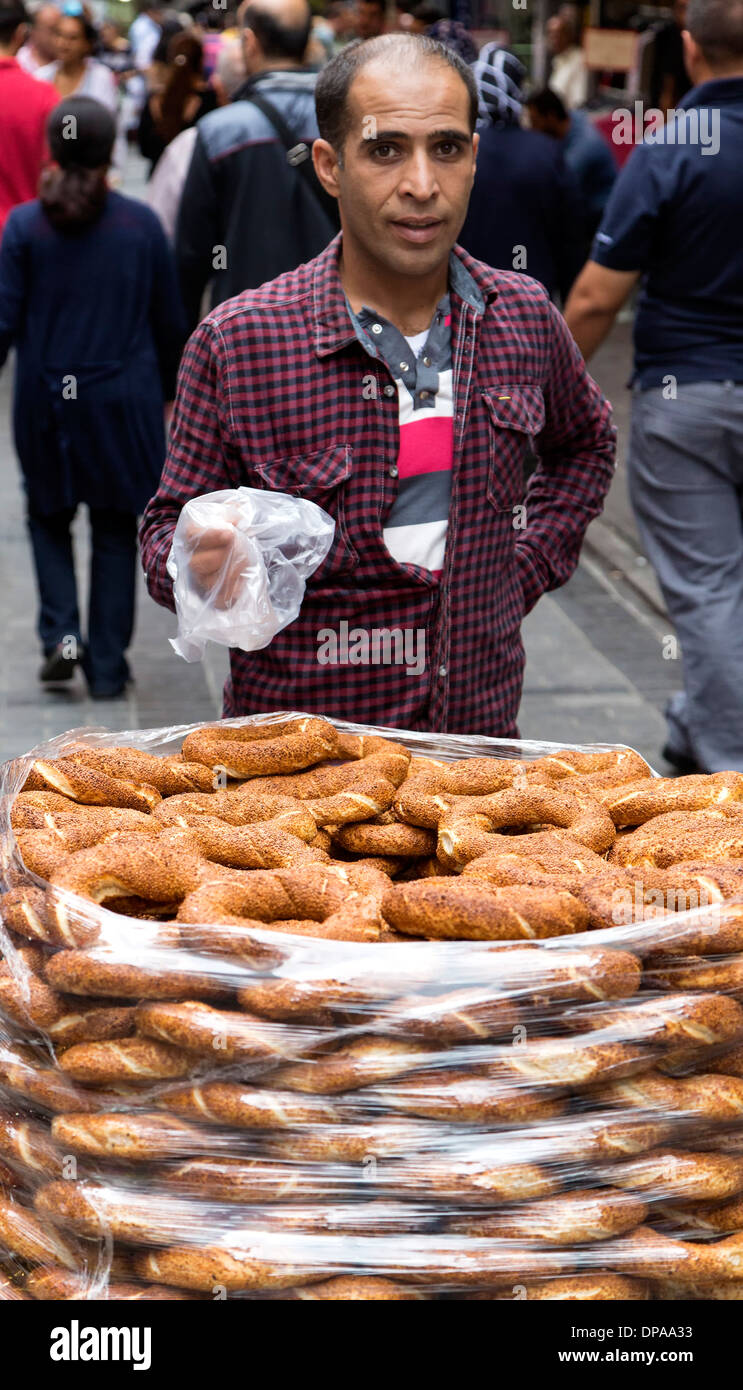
[
  {"xmin": 2, "ymin": 714, "xmax": 743, "ymax": 1301},
  {"xmin": 165, "ymin": 488, "xmax": 336, "ymax": 661}
]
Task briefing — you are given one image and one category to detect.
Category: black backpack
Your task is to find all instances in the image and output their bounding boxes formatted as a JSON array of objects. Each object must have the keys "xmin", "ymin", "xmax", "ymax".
[{"xmin": 243, "ymin": 89, "xmax": 341, "ymax": 234}]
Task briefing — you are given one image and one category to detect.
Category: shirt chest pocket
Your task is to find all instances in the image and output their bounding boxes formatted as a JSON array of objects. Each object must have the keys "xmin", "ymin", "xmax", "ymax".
[
  {"xmin": 252, "ymin": 444, "xmax": 358, "ymax": 584},
  {"xmin": 481, "ymin": 386, "xmax": 546, "ymax": 513}
]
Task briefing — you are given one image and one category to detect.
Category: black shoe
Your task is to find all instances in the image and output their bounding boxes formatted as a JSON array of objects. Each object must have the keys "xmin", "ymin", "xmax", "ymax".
[
  {"xmin": 39, "ymin": 642, "xmax": 81, "ymax": 684},
  {"xmin": 661, "ymin": 743, "xmax": 705, "ymax": 776}
]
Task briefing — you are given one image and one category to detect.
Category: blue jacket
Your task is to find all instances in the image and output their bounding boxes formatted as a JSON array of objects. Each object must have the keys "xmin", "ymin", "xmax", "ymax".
[{"xmin": 0, "ymin": 191, "xmax": 185, "ymax": 515}]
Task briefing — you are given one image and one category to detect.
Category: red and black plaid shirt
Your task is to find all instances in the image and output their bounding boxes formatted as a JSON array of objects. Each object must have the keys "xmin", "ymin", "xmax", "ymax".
[{"xmin": 140, "ymin": 234, "xmax": 615, "ymax": 736}]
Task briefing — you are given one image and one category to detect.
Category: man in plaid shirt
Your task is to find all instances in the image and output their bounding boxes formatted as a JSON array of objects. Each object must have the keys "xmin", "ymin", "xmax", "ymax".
[{"xmin": 140, "ymin": 33, "xmax": 615, "ymax": 736}]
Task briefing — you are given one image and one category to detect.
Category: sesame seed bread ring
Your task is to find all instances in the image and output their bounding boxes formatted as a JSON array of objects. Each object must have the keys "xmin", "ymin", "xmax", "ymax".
[
  {"xmin": 394, "ymin": 757, "xmax": 543, "ymax": 830},
  {"xmin": 34, "ymin": 1179, "xmax": 198, "ymax": 1247},
  {"xmin": 496, "ymin": 1036, "xmax": 653, "ymax": 1089},
  {"xmin": 131, "ymin": 1245, "xmax": 328, "ymax": 1294},
  {"xmin": 394, "ymin": 1159, "xmax": 560, "ymax": 1208},
  {"xmin": 152, "ymin": 791, "xmax": 317, "ymax": 841},
  {"xmin": 156, "ymin": 1082, "xmax": 342, "ymax": 1129},
  {"xmin": 65, "ymin": 745, "xmax": 216, "ymax": 795},
  {"xmin": 332, "ymin": 821, "xmax": 436, "ymax": 858},
  {"xmin": 235, "ymin": 976, "xmax": 383, "ymax": 1025},
  {"xmin": 25, "ymin": 1267, "xmax": 202, "ymax": 1300},
  {"xmin": 370, "ymin": 1074, "xmax": 566, "ymax": 1124},
  {"xmin": 0, "ymin": 1111, "xmax": 65, "ymax": 1177},
  {"xmin": 10, "ymin": 789, "xmax": 80, "ymax": 823},
  {"xmin": 465, "ymin": 1274, "xmax": 649, "ymax": 1300},
  {"xmin": 598, "ymin": 771, "xmax": 743, "ymax": 828},
  {"xmin": 707, "ymin": 1045, "xmax": 743, "ymax": 1076},
  {"xmin": 462, "ymin": 839, "xmax": 613, "ymax": 890},
  {"xmin": 246, "ymin": 734, "xmax": 410, "ymax": 801},
  {"xmin": 276, "ymin": 1276, "xmax": 428, "ymax": 1300},
  {"xmin": 668, "ymin": 1195, "xmax": 743, "ymax": 1235},
  {"xmin": 263, "ymin": 1119, "xmax": 440, "ymax": 1164},
  {"xmin": 648, "ymin": 956, "xmax": 743, "ymax": 997},
  {"xmin": 0, "ymin": 1195, "xmax": 80, "ymax": 1269},
  {"xmin": 58, "ymin": 1037, "xmax": 193, "ymax": 1084},
  {"xmin": 436, "ymin": 786, "xmax": 616, "ymax": 869},
  {"xmin": 47, "ymin": 834, "xmax": 208, "ymax": 907},
  {"xmin": 23, "ymin": 755, "xmax": 161, "ymax": 812},
  {"xmin": 596, "ymin": 1069, "xmax": 743, "ymax": 1121},
  {"xmin": 601, "ymin": 1148, "xmax": 743, "ymax": 1203},
  {"xmin": 270, "ymin": 1038, "xmax": 432, "ymax": 1094},
  {"xmin": 532, "ymin": 747, "xmax": 653, "ymax": 787},
  {"xmin": 0, "ymin": 1044, "xmax": 102, "ymax": 1114},
  {"xmin": 177, "ymin": 864, "xmax": 386, "ymax": 945},
  {"xmin": 563, "ymin": 992, "xmax": 743, "ymax": 1051},
  {"xmin": 46, "ymin": 1003, "xmax": 136, "ymax": 1050},
  {"xmin": 163, "ymin": 1156, "xmax": 353, "ymax": 1204},
  {"xmin": 44, "ymin": 947, "xmax": 229, "ymax": 1003},
  {"xmin": 181, "ymin": 717, "xmax": 339, "ymax": 779},
  {"xmin": 165, "ymin": 818, "xmax": 327, "ymax": 871},
  {"xmin": 396, "ymin": 1245, "xmax": 574, "ymax": 1288},
  {"xmin": 475, "ymin": 945, "xmax": 642, "ymax": 1006},
  {"xmin": 382, "ymin": 987, "xmax": 523, "ymax": 1043},
  {"xmin": 0, "ymin": 885, "xmax": 99, "ymax": 948},
  {"xmin": 606, "ymin": 1224, "xmax": 743, "ymax": 1284},
  {"xmin": 0, "ymin": 955, "xmax": 69, "ymax": 1031},
  {"xmin": 447, "ymin": 1189, "xmax": 647, "ymax": 1245},
  {"xmin": 135, "ymin": 1000, "xmax": 324, "ymax": 1063},
  {"xmin": 51, "ymin": 1112, "xmax": 215, "ymax": 1162},
  {"xmin": 382, "ymin": 880, "xmax": 590, "ymax": 940},
  {"xmin": 609, "ymin": 808, "xmax": 743, "ymax": 869}
]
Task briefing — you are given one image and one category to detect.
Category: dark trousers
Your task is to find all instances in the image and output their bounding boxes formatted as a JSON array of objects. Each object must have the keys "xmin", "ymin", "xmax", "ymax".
[{"xmin": 27, "ymin": 505, "xmax": 138, "ymax": 693}]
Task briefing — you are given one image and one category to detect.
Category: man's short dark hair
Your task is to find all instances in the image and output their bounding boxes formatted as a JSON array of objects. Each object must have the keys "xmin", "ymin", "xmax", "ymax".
[
  {"xmin": 241, "ymin": 1, "xmax": 311, "ymax": 61},
  {"xmin": 315, "ymin": 32, "xmax": 478, "ymax": 155},
  {"xmin": 0, "ymin": 0, "xmax": 27, "ymax": 45},
  {"xmin": 526, "ymin": 87, "xmax": 568, "ymax": 122},
  {"xmin": 687, "ymin": 0, "xmax": 743, "ymax": 68}
]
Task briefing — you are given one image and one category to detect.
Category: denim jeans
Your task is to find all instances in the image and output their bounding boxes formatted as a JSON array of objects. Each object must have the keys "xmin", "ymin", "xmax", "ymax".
[
  {"xmin": 27, "ymin": 505, "xmax": 138, "ymax": 693},
  {"xmin": 628, "ymin": 380, "xmax": 743, "ymax": 771}
]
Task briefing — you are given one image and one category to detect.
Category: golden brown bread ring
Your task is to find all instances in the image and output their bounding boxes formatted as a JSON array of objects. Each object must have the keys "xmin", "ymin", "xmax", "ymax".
[
  {"xmin": 599, "ymin": 771, "xmax": 743, "ymax": 828},
  {"xmin": 152, "ymin": 790, "xmax": 317, "ymax": 841},
  {"xmin": 135, "ymin": 1000, "xmax": 324, "ymax": 1064},
  {"xmin": 51, "ymin": 1112, "xmax": 215, "ymax": 1161},
  {"xmin": 269, "ymin": 1038, "xmax": 431, "ymax": 1094},
  {"xmin": 382, "ymin": 880, "xmax": 589, "ymax": 941},
  {"xmin": 262, "ymin": 1119, "xmax": 440, "ymax": 1163},
  {"xmin": 0, "ymin": 954, "xmax": 68, "ymax": 1030},
  {"xmin": 393, "ymin": 1244, "xmax": 573, "ymax": 1287},
  {"xmin": 495, "ymin": 1036, "xmax": 654, "ymax": 1090},
  {"xmin": 46, "ymin": 1003, "xmax": 136, "ymax": 1050},
  {"xmin": 156, "ymin": 1081, "xmax": 342, "ymax": 1129},
  {"xmin": 57, "ymin": 1037, "xmax": 193, "ymax": 1084},
  {"xmin": 606, "ymin": 1224, "xmax": 743, "ymax": 1283},
  {"xmin": 436, "ymin": 785, "xmax": 616, "ymax": 868},
  {"xmin": 609, "ymin": 808, "xmax": 743, "ymax": 868},
  {"xmin": 387, "ymin": 1156, "xmax": 560, "ymax": 1206},
  {"xmin": 462, "ymin": 836, "xmax": 614, "ymax": 886},
  {"xmin": 64, "ymin": 744, "xmax": 216, "ymax": 795},
  {"xmin": 530, "ymin": 747, "xmax": 652, "ymax": 789},
  {"xmin": 35, "ymin": 1178, "xmax": 216, "ymax": 1247},
  {"xmin": 235, "ymin": 976, "xmax": 380, "ymax": 1025},
  {"xmin": 44, "ymin": 947, "xmax": 229, "ymax": 1002},
  {"xmin": 176, "ymin": 862, "xmax": 387, "ymax": 946},
  {"xmin": 332, "ymin": 821, "xmax": 436, "ymax": 858},
  {"xmin": 0, "ymin": 1160, "xmax": 20, "ymax": 1191},
  {"xmin": 47, "ymin": 833, "xmax": 209, "ymax": 906},
  {"xmin": 13, "ymin": 816, "xmax": 159, "ymax": 882},
  {"xmin": 563, "ymin": 991, "xmax": 743, "ymax": 1051},
  {"xmin": 0, "ymin": 1110, "xmax": 65, "ymax": 1177},
  {"xmin": 600, "ymin": 1148, "xmax": 743, "ymax": 1202},
  {"xmin": 0, "ymin": 1194, "xmax": 80, "ymax": 1269},
  {"xmin": 393, "ymin": 757, "xmax": 546, "ymax": 830},
  {"xmin": 23, "ymin": 755, "xmax": 161, "ymax": 812},
  {"xmin": 707, "ymin": 1045, "xmax": 743, "ymax": 1077},
  {"xmin": 382, "ymin": 988, "xmax": 523, "ymax": 1043},
  {"xmin": 0, "ymin": 1273, "xmax": 28, "ymax": 1299},
  {"xmin": 25, "ymin": 1267, "xmax": 202, "ymax": 1300},
  {"xmin": 131, "ymin": 1245, "xmax": 329, "ymax": 1293},
  {"xmin": 447, "ymin": 1189, "xmax": 647, "ymax": 1245},
  {"xmin": 647, "ymin": 955, "xmax": 743, "ymax": 997},
  {"xmin": 370, "ymin": 1073, "xmax": 567, "ymax": 1124},
  {"xmin": 464, "ymin": 1274, "xmax": 649, "ymax": 1301},
  {"xmin": 243, "ymin": 734, "xmax": 411, "ymax": 824},
  {"xmin": 664, "ymin": 1195, "xmax": 743, "ymax": 1235},
  {"xmin": 596, "ymin": 1069, "xmax": 743, "ymax": 1121},
  {"xmin": 10, "ymin": 789, "xmax": 83, "ymax": 821},
  {"xmin": 156, "ymin": 818, "xmax": 327, "ymax": 872},
  {"xmin": 181, "ymin": 716, "xmax": 339, "ymax": 779},
  {"xmin": 0, "ymin": 884, "xmax": 99, "ymax": 948},
  {"xmin": 0, "ymin": 1044, "xmax": 102, "ymax": 1114},
  {"xmin": 274, "ymin": 1276, "xmax": 429, "ymax": 1300},
  {"xmin": 163, "ymin": 1157, "xmax": 352, "ymax": 1204}
]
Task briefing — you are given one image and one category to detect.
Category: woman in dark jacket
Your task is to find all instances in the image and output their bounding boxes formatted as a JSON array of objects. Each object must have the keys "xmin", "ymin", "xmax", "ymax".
[{"xmin": 0, "ymin": 97, "xmax": 186, "ymax": 698}]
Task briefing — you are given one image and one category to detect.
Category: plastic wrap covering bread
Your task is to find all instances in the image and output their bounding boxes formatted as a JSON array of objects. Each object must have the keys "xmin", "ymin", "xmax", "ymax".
[{"xmin": 2, "ymin": 713, "xmax": 743, "ymax": 1299}]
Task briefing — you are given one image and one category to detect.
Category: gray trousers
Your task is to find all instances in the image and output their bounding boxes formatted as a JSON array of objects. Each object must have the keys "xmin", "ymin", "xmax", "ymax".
[{"xmin": 628, "ymin": 381, "xmax": 743, "ymax": 773}]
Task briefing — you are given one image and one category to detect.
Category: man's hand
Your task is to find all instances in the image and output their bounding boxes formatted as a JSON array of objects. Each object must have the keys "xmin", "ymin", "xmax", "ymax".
[
  {"xmin": 564, "ymin": 262, "xmax": 640, "ymax": 360},
  {"xmin": 187, "ymin": 524, "xmax": 244, "ymax": 609}
]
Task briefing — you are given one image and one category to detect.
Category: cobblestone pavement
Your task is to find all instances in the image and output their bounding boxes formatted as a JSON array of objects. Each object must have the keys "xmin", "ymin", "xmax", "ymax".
[{"xmin": 0, "ymin": 152, "xmax": 681, "ymax": 769}]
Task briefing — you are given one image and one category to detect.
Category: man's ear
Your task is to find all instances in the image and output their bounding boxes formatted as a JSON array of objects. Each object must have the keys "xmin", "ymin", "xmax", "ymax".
[
  {"xmin": 241, "ymin": 26, "xmax": 258, "ymax": 68},
  {"xmin": 682, "ymin": 29, "xmax": 704, "ymax": 82},
  {"xmin": 312, "ymin": 137, "xmax": 342, "ymax": 198}
]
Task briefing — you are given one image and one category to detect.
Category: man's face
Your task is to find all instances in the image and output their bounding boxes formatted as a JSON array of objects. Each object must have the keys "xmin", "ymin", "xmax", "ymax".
[
  {"xmin": 34, "ymin": 6, "xmax": 60, "ymax": 61},
  {"xmin": 334, "ymin": 59, "xmax": 477, "ymax": 282},
  {"xmin": 56, "ymin": 16, "xmax": 90, "ymax": 63},
  {"xmin": 356, "ymin": 1, "xmax": 385, "ymax": 40},
  {"xmin": 546, "ymin": 16, "xmax": 568, "ymax": 54}
]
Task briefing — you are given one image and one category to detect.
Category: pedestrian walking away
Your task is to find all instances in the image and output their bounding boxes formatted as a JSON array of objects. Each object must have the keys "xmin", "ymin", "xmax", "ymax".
[
  {"xmin": 141, "ymin": 32, "xmax": 615, "ymax": 736},
  {"xmin": 566, "ymin": 0, "xmax": 743, "ymax": 775},
  {"xmin": 0, "ymin": 97, "xmax": 186, "ymax": 699}
]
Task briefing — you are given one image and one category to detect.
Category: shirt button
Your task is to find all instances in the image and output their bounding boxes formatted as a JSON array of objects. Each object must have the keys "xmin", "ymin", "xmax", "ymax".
[
  {"xmin": 371, "ymin": 323, "xmax": 383, "ymax": 335},
  {"xmin": 422, "ymin": 356, "xmax": 432, "ymax": 367},
  {"xmin": 383, "ymin": 384, "xmax": 395, "ymax": 397},
  {"xmin": 399, "ymin": 362, "xmax": 410, "ymax": 373},
  {"xmin": 389, "ymin": 465, "xmax": 398, "ymax": 478},
  {"xmin": 419, "ymin": 390, "xmax": 429, "ymax": 400},
  {"xmin": 438, "ymin": 664, "xmax": 447, "ymax": 679}
]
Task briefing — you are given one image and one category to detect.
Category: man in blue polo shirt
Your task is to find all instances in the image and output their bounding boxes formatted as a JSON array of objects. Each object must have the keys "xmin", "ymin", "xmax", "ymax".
[{"xmin": 565, "ymin": 0, "xmax": 743, "ymax": 775}]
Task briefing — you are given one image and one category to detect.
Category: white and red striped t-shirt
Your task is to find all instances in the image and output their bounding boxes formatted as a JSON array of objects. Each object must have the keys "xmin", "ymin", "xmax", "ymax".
[{"xmin": 351, "ymin": 296, "xmax": 454, "ymax": 579}]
